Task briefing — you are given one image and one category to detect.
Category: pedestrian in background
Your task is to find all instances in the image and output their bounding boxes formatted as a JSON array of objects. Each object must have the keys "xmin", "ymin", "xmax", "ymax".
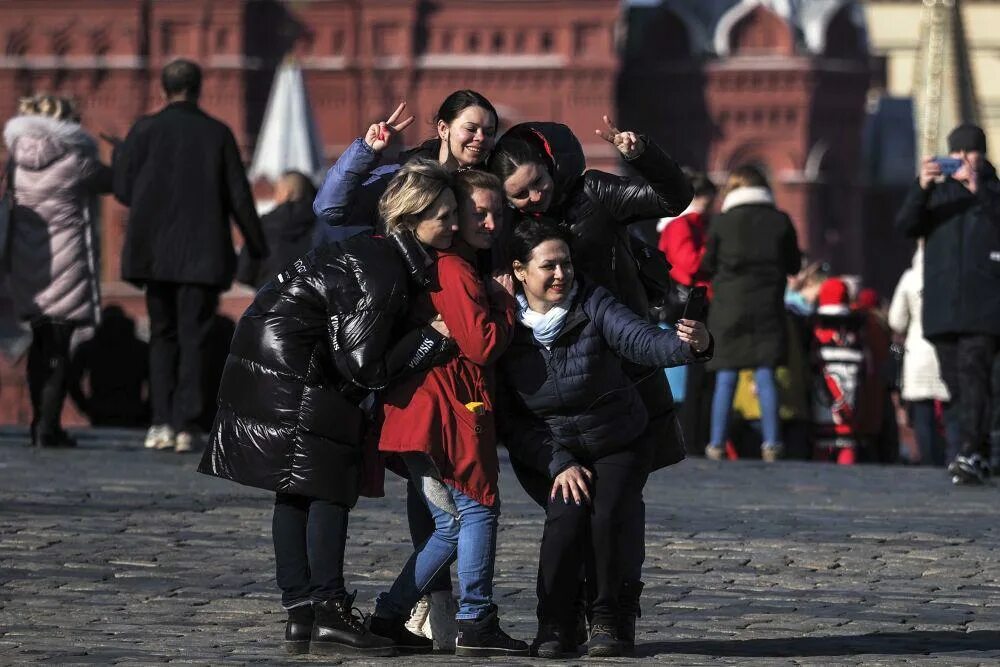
[
  {"xmin": 896, "ymin": 123, "xmax": 1000, "ymax": 484},
  {"xmin": 888, "ymin": 243, "xmax": 955, "ymax": 465},
  {"xmin": 236, "ymin": 170, "xmax": 316, "ymax": 290},
  {"xmin": 701, "ymin": 165, "xmax": 802, "ymax": 462},
  {"xmin": 657, "ymin": 169, "xmax": 717, "ymax": 452},
  {"xmin": 112, "ymin": 59, "xmax": 268, "ymax": 454},
  {"xmin": 3, "ymin": 94, "xmax": 112, "ymax": 448}
]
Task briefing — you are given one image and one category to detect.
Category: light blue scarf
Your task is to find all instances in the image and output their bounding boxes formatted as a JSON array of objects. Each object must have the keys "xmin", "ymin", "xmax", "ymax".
[{"xmin": 516, "ymin": 284, "xmax": 578, "ymax": 348}]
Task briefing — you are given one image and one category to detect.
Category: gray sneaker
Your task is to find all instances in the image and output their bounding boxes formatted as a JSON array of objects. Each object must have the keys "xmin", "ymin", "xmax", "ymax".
[
  {"xmin": 174, "ymin": 431, "xmax": 202, "ymax": 454},
  {"xmin": 144, "ymin": 425, "xmax": 175, "ymax": 450}
]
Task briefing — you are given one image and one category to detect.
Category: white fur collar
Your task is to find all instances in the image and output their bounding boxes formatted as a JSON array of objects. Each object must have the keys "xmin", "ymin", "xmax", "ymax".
[
  {"xmin": 3, "ymin": 114, "xmax": 96, "ymax": 153},
  {"xmin": 721, "ymin": 186, "xmax": 774, "ymax": 213}
]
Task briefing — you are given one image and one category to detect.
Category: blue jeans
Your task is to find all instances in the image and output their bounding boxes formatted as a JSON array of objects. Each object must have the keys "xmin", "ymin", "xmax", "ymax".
[
  {"xmin": 710, "ymin": 367, "xmax": 780, "ymax": 447},
  {"xmin": 375, "ymin": 483, "xmax": 498, "ymax": 621}
]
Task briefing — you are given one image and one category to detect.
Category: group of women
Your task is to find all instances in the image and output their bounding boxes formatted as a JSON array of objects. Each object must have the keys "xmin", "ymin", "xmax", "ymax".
[{"xmin": 199, "ymin": 89, "xmax": 712, "ymax": 659}]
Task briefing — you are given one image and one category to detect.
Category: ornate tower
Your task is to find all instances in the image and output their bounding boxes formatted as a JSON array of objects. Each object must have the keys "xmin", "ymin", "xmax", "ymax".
[{"xmin": 911, "ymin": 0, "xmax": 980, "ymax": 159}]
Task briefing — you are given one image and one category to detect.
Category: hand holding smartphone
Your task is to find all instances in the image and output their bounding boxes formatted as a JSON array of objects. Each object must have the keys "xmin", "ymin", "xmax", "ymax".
[
  {"xmin": 933, "ymin": 156, "xmax": 963, "ymax": 178},
  {"xmin": 682, "ymin": 285, "xmax": 708, "ymax": 322}
]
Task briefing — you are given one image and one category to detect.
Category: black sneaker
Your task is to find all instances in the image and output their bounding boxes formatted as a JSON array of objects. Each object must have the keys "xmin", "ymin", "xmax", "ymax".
[
  {"xmin": 950, "ymin": 454, "xmax": 990, "ymax": 485},
  {"xmin": 531, "ymin": 620, "xmax": 577, "ymax": 658},
  {"xmin": 586, "ymin": 623, "xmax": 620, "ymax": 657},
  {"xmin": 368, "ymin": 613, "xmax": 434, "ymax": 653},
  {"xmin": 311, "ymin": 593, "xmax": 396, "ymax": 657},
  {"xmin": 455, "ymin": 605, "xmax": 529, "ymax": 657},
  {"xmin": 284, "ymin": 604, "xmax": 313, "ymax": 655}
]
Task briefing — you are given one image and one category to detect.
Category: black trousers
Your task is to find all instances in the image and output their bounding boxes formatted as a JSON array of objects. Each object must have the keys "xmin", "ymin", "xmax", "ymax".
[
  {"xmin": 27, "ymin": 318, "xmax": 76, "ymax": 439},
  {"xmin": 145, "ymin": 282, "xmax": 219, "ymax": 432},
  {"xmin": 272, "ymin": 493, "xmax": 349, "ymax": 609},
  {"xmin": 538, "ymin": 442, "xmax": 651, "ymax": 626},
  {"xmin": 933, "ymin": 335, "xmax": 1000, "ymax": 457}
]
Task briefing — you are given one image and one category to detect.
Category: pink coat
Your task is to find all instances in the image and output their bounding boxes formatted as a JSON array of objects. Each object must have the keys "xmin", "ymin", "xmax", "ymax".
[{"xmin": 3, "ymin": 115, "xmax": 111, "ymax": 325}]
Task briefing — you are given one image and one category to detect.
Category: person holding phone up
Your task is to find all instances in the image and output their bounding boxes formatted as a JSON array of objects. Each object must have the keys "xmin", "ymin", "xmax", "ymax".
[{"xmin": 896, "ymin": 123, "xmax": 1000, "ymax": 485}]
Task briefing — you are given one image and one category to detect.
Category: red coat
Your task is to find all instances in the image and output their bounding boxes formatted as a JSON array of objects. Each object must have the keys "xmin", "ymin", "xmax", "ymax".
[
  {"xmin": 378, "ymin": 248, "xmax": 514, "ymax": 507},
  {"xmin": 658, "ymin": 210, "xmax": 709, "ymax": 288}
]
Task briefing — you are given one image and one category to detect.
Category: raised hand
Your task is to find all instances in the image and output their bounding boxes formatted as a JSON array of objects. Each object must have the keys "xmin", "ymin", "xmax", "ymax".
[
  {"xmin": 364, "ymin": 102, "xmax": 416, "ymax": 153},
  {"xmin": 595, "ymin": 114, "xmax": 645, "ymax": 159}
]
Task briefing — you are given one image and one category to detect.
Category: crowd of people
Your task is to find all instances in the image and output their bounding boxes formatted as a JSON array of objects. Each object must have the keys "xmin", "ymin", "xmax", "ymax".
[{"xmin": 2, "ymin": 55, "xmax": 999, "ymax": 658}]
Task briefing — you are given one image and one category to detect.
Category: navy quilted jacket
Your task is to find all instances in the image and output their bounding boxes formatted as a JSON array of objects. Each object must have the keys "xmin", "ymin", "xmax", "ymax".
[{"xmin": 497, "ymin": 280, "xmax": 710, "ymax": 477}]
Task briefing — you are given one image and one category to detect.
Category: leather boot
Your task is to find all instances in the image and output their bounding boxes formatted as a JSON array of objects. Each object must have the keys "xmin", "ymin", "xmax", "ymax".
[
  {"xmin": 311, "ymin": 593, "xmax": 395, "ymax": 657},
  {"xmin": 618, "ymin": 580, "xmax": 644, "ymax": 656},
  {"xmin": 284, "ymin": 604, "xmax": 313, "ymax": 655}
]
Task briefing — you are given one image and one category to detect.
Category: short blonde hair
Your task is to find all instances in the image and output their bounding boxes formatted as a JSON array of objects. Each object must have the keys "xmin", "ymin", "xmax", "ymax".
[
  {"xmin": 379, "ymin": 159, "xmax": 454, "ymax": 233},
  {"xmin": 723, "ymin": 164, "xmax": 769, "ymax": 197}
]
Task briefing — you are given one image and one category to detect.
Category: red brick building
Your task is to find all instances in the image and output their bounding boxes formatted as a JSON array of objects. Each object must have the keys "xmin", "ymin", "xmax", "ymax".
[{"xmin": 0, "ymin": 0, "xmax": 884, "ymax": 426}]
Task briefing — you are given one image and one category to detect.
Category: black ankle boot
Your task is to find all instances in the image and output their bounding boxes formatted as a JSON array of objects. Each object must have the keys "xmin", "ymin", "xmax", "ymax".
[
  {"xmin": 285, "ymin": 604, "xmax": 314, "ymax": 655},
  {"xmin": 618, "ymin": 580, "xmax": 644, "ymax": 656},
  {"xmin": 455, "ymin": 604, "xmax": 529, "ymax": 657},
  {"xmin": 367, "ymin": 613, "xmax": 434, "ymax": 653},
  {"xmin": 311, "ymin": 593, "xmax": 395, "ymax": 657},
  {"xmin": 531, "ymin": 619, "xmax": 578, "ymax": 658},
  {"xmin": 586, "ymin": 623, "xmax": 621, "ymax": 657}
]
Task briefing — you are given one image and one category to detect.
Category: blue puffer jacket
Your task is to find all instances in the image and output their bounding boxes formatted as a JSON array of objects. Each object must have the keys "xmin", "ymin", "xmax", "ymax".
[
  {"xmin": 312, "ymin": 137, "xmax": 437, "ymax": 245},
  {"xmin": 497, "ymin": 280, "xmax": 711, "ymax": 477}
]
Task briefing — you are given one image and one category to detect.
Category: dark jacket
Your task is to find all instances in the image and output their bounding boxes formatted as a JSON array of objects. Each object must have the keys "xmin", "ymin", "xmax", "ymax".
[
  {"xmin": 113, "ymin": 101, "xmax": 267, "ymax": 288},
  {"xmin": 895, "ymin": 164, "xmax": 1000, "ymax": 338},
  {"xmin": 197, "ymin": 232, "xmax": 451, "ymax": 507},
  {"xmin": 236, "ymin": 198, "xmax": 316, "ymax": 289},
  {"xmin": 499, "ymin": 122, "xmax": 693, "ymax": 468},
  {"xmin": 701, "ymin": 188, "xmax": 801, "ymax": 370},
  {"xmin": 498, "ymin": 281, "xmax": 709, "ymax": 478},
  {"xmin": 313, "ymin": 137, "xmax": 437, "ymax": 244}
]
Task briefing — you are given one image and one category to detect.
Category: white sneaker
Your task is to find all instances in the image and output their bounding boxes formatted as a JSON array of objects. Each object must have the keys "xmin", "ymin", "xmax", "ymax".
[
  {"xmin": 424, "ymin": 590, "xmax": 458, "ymax": 652},
  {"xmin": 405, "ymin": 596, "xmax": 432, "ymax": 638},
  {"xmin": 174, "ymin": 431, "xmax": 202, "ymax": 454},
  {"xmin": 144, "ymin": 425, "xmax": 175, "ymax": 450}
]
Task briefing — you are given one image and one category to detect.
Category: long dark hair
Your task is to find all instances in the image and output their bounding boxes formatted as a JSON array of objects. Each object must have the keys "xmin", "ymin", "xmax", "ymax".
[
  {"xmin": 508, "ymin": 217, "xmax": 573, "ymax": 265},
  {"xmin": 434, "ymin": 89, "xmax": 498, "ymax": 129},
  {"xmin": 488, "ymin": 133, "xmax": 551, "ymax": 186}
]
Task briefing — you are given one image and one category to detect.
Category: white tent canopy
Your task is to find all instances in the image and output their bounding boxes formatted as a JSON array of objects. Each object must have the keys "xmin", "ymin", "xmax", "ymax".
[{"xmin": 249, "ymin": 60, "xmax": 323, "ymax": 184}]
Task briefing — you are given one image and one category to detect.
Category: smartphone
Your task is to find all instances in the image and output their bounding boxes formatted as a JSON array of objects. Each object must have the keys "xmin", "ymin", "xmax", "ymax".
[
  {"xmin": 682, "ymin": 286, "xmax": 708, "ymax": 322},
  {"xmin": 934, "ymin": 156, "xmax": 963, "ymax": 177}
]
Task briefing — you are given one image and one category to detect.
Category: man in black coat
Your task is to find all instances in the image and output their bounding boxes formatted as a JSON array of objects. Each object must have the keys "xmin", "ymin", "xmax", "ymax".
[
  {"xmin": 113, "ymin": 59, "xmax": 268, "ymax": 453},
  {"xmin": 896, "ymin": 123, "xmax": 1000, "ymax": 484}
]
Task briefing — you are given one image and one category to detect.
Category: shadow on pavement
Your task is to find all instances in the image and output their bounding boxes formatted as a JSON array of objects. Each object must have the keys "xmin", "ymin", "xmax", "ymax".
[{"xmin": 638, "ymin": 631, "xmax": 1000, "ymax": 657}]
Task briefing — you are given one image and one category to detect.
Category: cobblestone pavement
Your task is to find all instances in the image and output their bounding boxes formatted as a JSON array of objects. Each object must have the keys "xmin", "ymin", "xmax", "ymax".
[{"xmin": 2, "ymin": 429, "xmax": 1000, "ymax": 666}]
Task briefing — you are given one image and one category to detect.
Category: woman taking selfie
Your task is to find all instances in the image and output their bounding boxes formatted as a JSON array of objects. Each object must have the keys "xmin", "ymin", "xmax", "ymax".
[{"xmin": 497, "ymin": 219, "xmax": 711, "ymax": 658}]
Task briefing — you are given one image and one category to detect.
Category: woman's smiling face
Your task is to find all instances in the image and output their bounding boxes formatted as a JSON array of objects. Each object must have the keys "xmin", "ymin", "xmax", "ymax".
[
  {"xmin": 412, "ymin": 188, "xmax": 459, "ymax": 250},
  {"xmin": 514, "ymin": 238, "xmax": 574, "ymax": 312},
  {"xmin": 439, "ymin": 105, "xmax": 497, "ymax": 168},
  {"xmin": 503, "ymin": 162, "xmax": 554, "ymax": 214}
]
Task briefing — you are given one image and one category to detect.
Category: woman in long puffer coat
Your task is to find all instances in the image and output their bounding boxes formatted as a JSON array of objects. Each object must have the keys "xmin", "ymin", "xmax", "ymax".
[{"xmin": 3, "ymin": 95, "xmax": 112, "ymax": 447}]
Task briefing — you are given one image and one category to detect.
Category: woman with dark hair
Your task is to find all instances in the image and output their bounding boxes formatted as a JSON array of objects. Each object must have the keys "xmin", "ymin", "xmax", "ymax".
[
  {"xmin": 700, "ymin": 165, "xmax": 802, "ymax": 462},
  {"xmin": 313, "ymin": 90, "xmax": 499, "ymax": 243},
  {"xmin": 487, "ymin": 118, "xmax": 692, "ymax": 650},
  {"xmin": 496, "ymin": 218, "xmax": 711, "ymax": 657},
  {"xmin": 310, "ymin": 90, "xmax": 500, "ymax": 646}
]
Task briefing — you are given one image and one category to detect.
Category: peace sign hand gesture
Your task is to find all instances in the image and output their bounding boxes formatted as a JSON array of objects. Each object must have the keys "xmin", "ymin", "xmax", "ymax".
[
  {"xmin": 364, "ymin": 102, "xmax": 416, "ymax": 153},
  {"xmin": 595, "ymin": 115, "xmax": 645, "ymax": 160}
]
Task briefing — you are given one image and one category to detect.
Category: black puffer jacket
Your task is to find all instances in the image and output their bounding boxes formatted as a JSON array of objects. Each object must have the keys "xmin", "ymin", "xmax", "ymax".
[
  {"xmin": 198, "ymin": 232, "xmax": 451, "ymax": 506},
  {"xmin": 895, "ymin": 164, "xmax": 1000, "ymax": 338},
  {"xmin": 497, "ymin": 122, "xmax": 693, "ymax": 468},
  {"xmin": 497, "ymin": 281, "xmax": 710, "ymax": 477}
]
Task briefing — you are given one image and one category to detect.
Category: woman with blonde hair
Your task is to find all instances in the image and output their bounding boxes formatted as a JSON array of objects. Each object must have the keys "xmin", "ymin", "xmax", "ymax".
[
  {"xmin": 3, "ymin": 93, "xmax": 111, "ymax": 447},
  {"xmin": 367, "ymin": 159, "xmax": 528, "ymax": 658},
  {"xmin": 700, "ymin": 165, "xmax": 802, "ymax": 461}
]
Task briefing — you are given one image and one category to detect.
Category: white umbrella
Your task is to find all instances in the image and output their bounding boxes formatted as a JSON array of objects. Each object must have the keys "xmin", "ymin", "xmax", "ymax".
[{"xmin": 249, "ymin": 60, "xmax": 323, "ymax": 184}]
